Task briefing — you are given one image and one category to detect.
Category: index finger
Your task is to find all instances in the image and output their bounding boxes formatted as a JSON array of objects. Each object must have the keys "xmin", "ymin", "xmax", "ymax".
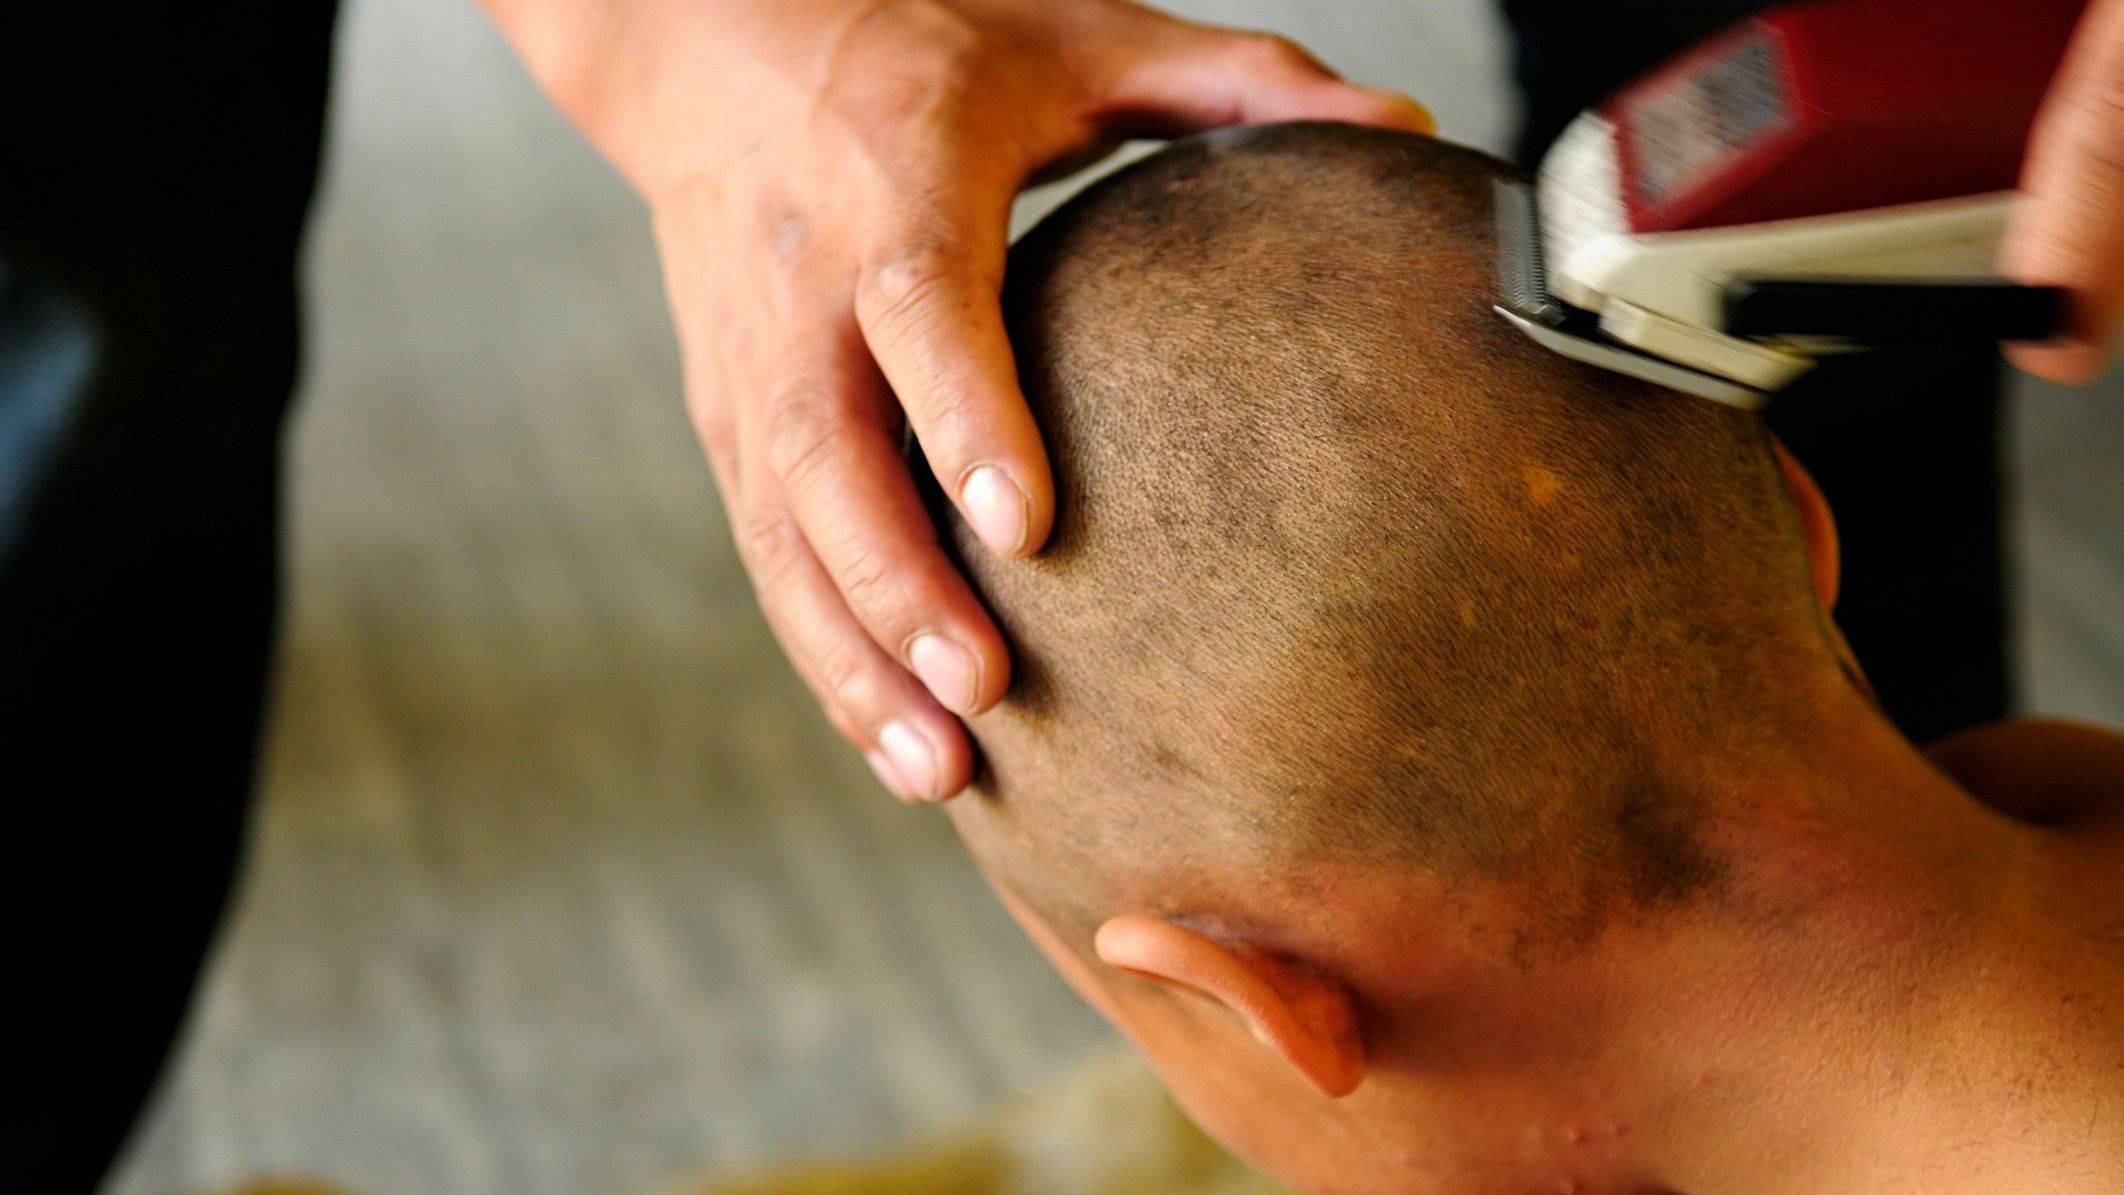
[{"xmin": 853, "ymin": 186, "xmax": 1055, "ymax": 561}]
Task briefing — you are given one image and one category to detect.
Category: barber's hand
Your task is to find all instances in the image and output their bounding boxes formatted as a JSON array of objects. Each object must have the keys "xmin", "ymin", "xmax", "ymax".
[
  {"xmin": 2004, "ymin": 0, "xmax": 2124, "ymax": 382},
  {"xmin": 482, "ymin": 0, "xmax": 1431, "ymax": 800}
]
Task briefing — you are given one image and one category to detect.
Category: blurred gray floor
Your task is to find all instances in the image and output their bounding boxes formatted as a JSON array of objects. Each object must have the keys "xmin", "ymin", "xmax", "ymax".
[{"xmin": 109, "ymin": 2, "xmax": 2119, "ymax": 1194}]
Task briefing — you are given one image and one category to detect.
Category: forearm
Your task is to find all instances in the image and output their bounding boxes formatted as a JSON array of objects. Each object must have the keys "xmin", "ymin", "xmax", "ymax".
[
  {"xmin": 476, "ymin": 0, "xmax": 888, "ymax": 193},
  {"xmin": 476, "ymin": 0, "xmax": 780, "ymax": 163},
  {"xmin": 476, "ymin": 0, "xmax": 618, "ymax": 119}
]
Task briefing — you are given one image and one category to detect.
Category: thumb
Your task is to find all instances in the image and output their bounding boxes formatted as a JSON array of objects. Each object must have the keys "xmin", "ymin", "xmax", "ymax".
[{"xmin": 1095, "ymin": 14, "xmax": 1434, "ymax": 138}]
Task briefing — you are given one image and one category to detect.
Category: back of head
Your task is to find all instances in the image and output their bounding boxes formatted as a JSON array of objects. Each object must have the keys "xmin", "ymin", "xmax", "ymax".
[{"xmin": 936, "ymin": 124, "xmax": 1831, "ymax": 946}]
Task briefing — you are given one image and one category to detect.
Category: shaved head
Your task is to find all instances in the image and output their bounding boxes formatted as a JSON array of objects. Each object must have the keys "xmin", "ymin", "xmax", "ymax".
[{"xmin": 930, "ymin": 124, "xmax": 1830, "ymax": 948}]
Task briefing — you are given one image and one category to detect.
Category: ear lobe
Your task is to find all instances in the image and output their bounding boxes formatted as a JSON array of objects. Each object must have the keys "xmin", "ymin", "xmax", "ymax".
[
  {"xmin": 1095, "ymin": 915, "xmax": 1366, "ymax": 1098},
  {"xmin": 1773, "ymin": 438, "xmax": 1840, "ymax": 612}
]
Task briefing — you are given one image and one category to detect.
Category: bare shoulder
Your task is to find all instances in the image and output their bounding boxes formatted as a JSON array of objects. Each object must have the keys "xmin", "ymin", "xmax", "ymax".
[{"xmin": 1926, "ymin": 718, "xmax": 2124, "ymax": 829}]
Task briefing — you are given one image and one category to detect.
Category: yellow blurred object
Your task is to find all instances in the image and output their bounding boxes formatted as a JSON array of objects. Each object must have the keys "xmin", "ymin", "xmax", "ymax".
[
  {"xmin": 200, "ymin": 1181, "xmax": 357, "ymax": 1195},
  {"xmin": 179, "ymin": 1054, "xmax": 1277, "ymax": 1195},
  {"xmin": 681, "ymin": 1050, "xmax": 1285, "ymax": 1195}
]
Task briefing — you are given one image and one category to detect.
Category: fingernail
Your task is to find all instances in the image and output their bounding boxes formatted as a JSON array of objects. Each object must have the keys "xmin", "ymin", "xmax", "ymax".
[
  {"xmin": 879, "ymin": 720, "xmax": 940, "ymax": 802},
  {"xmin": 2006, "ymin": 340, "xmax": 2104, "ymax": 386},
  {"xmin": 1369, "ymin": 88, "xmax": 1435, "ymax": 135},
  {"xmin": 961, "ymin": 465, "xmax": 1029, "ymax": 556},
  {"xmin": 908, "ymin": 633, "xmax": 979, "ymax": 714},
  {"xmin": 864, "ymin": 749, "xmax": 914, "ymax": 802}
]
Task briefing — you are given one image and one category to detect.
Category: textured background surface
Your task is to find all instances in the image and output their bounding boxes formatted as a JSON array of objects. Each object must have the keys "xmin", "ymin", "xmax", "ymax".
[{"xmin": 108, "ymin": 1, "xmax": 2120, "ymax": 1193}]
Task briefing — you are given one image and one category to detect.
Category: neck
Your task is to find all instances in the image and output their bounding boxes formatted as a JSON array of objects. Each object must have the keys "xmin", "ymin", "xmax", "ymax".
[{"xmin": 1614, "ymin": 698, "xmax": 2124, "ymax": 1195}]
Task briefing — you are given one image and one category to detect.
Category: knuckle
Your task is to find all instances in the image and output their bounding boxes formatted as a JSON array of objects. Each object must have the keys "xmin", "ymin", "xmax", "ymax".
[
  {"xmin": 814, "ymin": 640, "xmax": 881, "ymax": 711},
  {"xmin": 757, "ymin": 200, "xmax": 813, "ymax": 264},
  {"xmin": 763, "ymin": 384, "xmax": 847, "ymax": 491},
  {"xmin": 738, "ymin": 507, "xmax": 809, "ymax": 584},
  {"xmin": 711, "ymin": 309, "xmax": 750, "ymax": 362},
  {"xmin": 856, "ymin": 244, "xmax": 964, "ymax": 336},
  {"xmin": 697, "ymin": 423, "xmax": 740, "ymax": 490},
  {"xmin": 686, "ymin": 391, "xmax": 734, "ymax": 456},
  {"xmin": 1235, "ymin": 31, "xmax": 1316, "ymax": 74},
  {"xmin": 699, "ymin": 419, "xmax": 735, "ymax": 468},
  {"xmin": 832, "ymin": 536, "xmax": 908, "ymax": 619},
  {"xmin": 826, "ymin": 706, "xmax": 863, "ymax": 745}
]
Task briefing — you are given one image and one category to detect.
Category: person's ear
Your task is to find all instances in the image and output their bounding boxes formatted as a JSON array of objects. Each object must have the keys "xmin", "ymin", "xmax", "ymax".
[
  {"xmin": 1773, "ymin": 438, "xmax": 1840, "ymax": 612},
  {"xmin": 1093, "ymin": 915, "xmax": 1365, "ymax": 1098}
]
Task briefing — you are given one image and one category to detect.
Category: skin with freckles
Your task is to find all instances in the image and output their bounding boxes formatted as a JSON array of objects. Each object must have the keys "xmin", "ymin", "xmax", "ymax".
[{"xmin": 930, "ymin": 125, "xmax": 2124, "ymax": 1194}]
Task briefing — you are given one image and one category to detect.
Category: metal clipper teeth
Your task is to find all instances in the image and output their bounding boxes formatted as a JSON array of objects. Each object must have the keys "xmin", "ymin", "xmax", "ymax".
[{"xmin": 1492, "ymin": 179, "xmax": 1565, "ymax": 327}]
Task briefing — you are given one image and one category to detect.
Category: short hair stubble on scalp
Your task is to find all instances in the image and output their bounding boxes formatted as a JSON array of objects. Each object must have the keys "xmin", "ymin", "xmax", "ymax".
[{"xmin": 926, "ymin": 123, "xmax": 1835, "ymax": 948}]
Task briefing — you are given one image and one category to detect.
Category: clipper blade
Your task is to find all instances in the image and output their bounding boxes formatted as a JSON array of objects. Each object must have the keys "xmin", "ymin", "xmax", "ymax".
[
  {"xmin": 1488, "ymin": 178, "xmax": 1768, "ymax": 410},
  {"xmin": 1492, "ymin": 179, "xmax": 1566, "ymax": 327}
]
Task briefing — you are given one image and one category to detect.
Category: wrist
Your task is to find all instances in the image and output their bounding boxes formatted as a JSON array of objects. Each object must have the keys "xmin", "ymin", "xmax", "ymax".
[{"xmin": 478, "ymin": 0, "xmax": 633, "ymax": 139}]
